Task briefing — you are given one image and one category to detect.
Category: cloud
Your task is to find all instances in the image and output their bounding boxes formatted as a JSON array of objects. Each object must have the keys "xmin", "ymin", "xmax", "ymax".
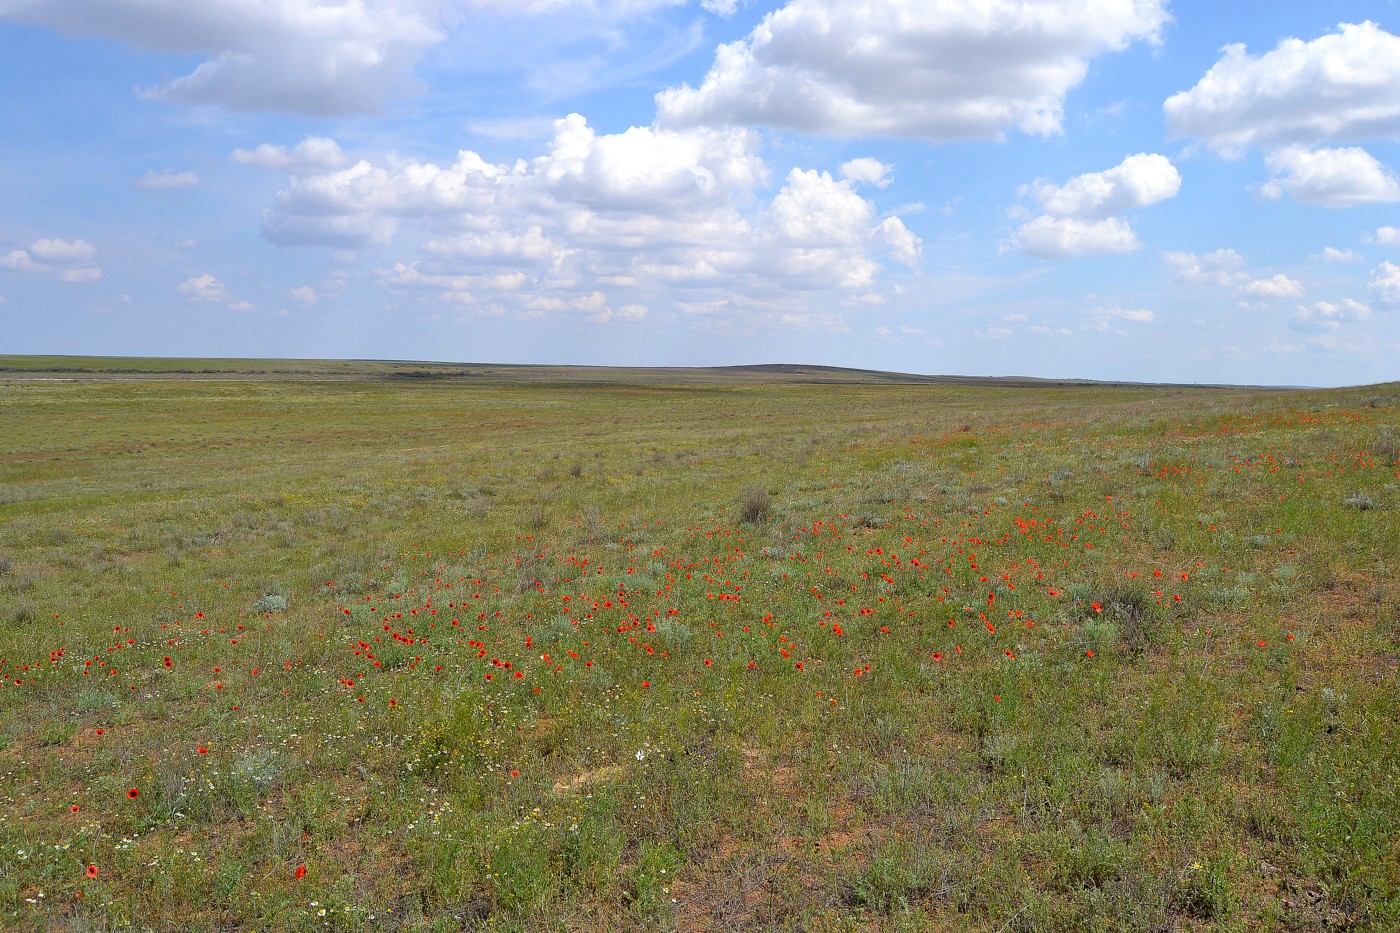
[
  {"xmin": 1238, "ymin": 274, "xmax": 1304, "ymax": 298},
  {"xmin": 1165, "ymin": 248, "xmax": 1246, "ymax": 286},
  {"xmin": 1012, "ymin": 216, "xmax": 1138, "ymax": 259},
  {"xmin": 1012, "ymin": 154, "xmax": 1178, "ymax": 259},
  {"xmin": 29, "ymin": 238, "xmax": 95, "ymax": 263},
  {"xmin": 840, "ymin": 158, "xmax": 892, "ymax": 188},
  {"xmin": 138, "ymin": 169, "xmax": 200, "ymax": 191},
  {"xmin": 230, "ymin": 137, "xmax": 350, "ymax": 173},
  {"xmin": 261, "ymin": 114, "xmax": 921, "ymax": 323},
  {"xmin": 0, "ymin": 236, "xmax": 102, "ymax": 282},
  {"xmin": 1316, "ymin": 247, "xmax": 1362, "ymax": 263},
  {"xmin": 700, "ymin": 0, "xmax": 736, "ymax": 15},
  {"xmin": 1290, "ymin": 299, "xmax": 1370, "ymax": 332},
  {"xmin": 1369, "ymin": 226, "xmax": 1400, "ymax": 246},
  {"xmin": 1259, "ymin": 146, "xmax": 1400, "ymax": 207},
  {"xmin": 588, "ymin": 302, "xmax": 649, "ymax": 324},
  {"xmin": 1370, "ymin": 261, "xmax": 1400, "ymax": 305},
  {"xmin": 290, "ymin": 286, "xmax": 318, "ymax": 304},
  {"xmin": 1082, "ymin": 305, "xmax": 1155, "ymax": 331},
  {"xmin": 1026, "ymin": 153, "xmax": 1180, "ymax": 219},
  {"xmin": 1, "ymin": 0, "xmax": 445, "ymax": 115},
  {"xmin": 656, "ymin": 0, "xmax": 1169, "ymax": 141},
  {"xmin": 1165, "ymin": 21, "xmax": 1400, "ymax": 156},
  {"xmin": 176, "ymin": 274, "xmax": 230, "ymax": 302},
  {"xmin": 975, "ymin": 325, "xmax": 1014, "ymax": 340},
  {"xmin": 1165, "ymin": 250, "xmax": 1307, "ymax": 300}
]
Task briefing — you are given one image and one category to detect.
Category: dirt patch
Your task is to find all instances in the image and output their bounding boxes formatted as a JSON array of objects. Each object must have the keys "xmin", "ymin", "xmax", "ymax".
[{"xmin": 551, "ymin": 764, "xmax": 627, "ymax": 797}]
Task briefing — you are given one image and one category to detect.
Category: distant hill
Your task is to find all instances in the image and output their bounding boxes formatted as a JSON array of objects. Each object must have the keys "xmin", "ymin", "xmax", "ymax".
[{"xmin": 0, "ymin": 354, "xmax": 1301, "ymax": 389}]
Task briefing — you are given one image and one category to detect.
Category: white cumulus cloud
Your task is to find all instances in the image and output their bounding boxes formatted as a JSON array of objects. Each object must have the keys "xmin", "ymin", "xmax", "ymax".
[
  {"xmin": 1238, "ymin": 274, "xmax": 1305, "ymax": 299},
  {"xmin": 1012, "ymin": 153, "xmax": 1178, "ymax": 258},
  {"xmin": 29, "ymin": 238, "xmax": 95, "ymax": 263},
  {"xmin": 1165, "ymin": 21, "xmax": 1400, "ymax": 156},
  {"xmin": 260, "ymin": 113, "xmax": 921, "ymax": 324},
  {"xmin": 1166, "ymin": 250, "xmax": 1308, "ymax": 300},
  {"xmin": 1260, "ymin": 146, "xmax": 1400, "ymax": 207},
  {"xmin": 1290, "ymin": 299, "xmax": 1370, "ymax": 332},
  {"xmin": 1082, "ymin": 305, "xmax": 1155, "ymax": 331},
  {"xmin": 0, "ymin": 236, "xmax": 102, "ymax": 282},
  {"xmin": 1165, "ymin": 249, "xmax": 1246, "ymax": 286},
  {"xmin": 231, "ymin": 137, "xmax": 350, "ymax": 173},
  {"xmin": 1316, "ymin": 247, "xmax": 1362, "ymax": 263},
  {"xmin": 840, "ymin": 158, "xmax": 893, "ymax": 188},
  {"xmin": 0, "ymin": 0, "xmax": 445, "ymax": 115},
  {"xmin": 1026, "ymin": 153, "xmax": 1180, "ymax": 219},
  {"xmin": 1012, "ymin": 216, "xmax": 1138, "ymax": 259},
  {"xmin": 176, "ymin": 274, "xmax": 231, "ymax": 303},
  {"xmin": 1370, "ymin": 261, "xmax": 1400, "ymax": 305},
  {"xmin": 657, "ymin": 0, "xmax": 1169, "ymax": 141},
  {"xmin": 1369, "ymin": 226, "xmax": 1400, "ymax": 246}
]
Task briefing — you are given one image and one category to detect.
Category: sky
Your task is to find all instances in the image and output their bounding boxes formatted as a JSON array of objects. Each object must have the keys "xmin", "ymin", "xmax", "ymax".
[{"xmin": 1, "ymin": 0, "xmax": 1398, "ymax": 387}]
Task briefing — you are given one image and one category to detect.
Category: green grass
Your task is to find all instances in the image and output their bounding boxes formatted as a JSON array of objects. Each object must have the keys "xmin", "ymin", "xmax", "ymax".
[{"xmin": 0, "ymin": 361, "xmax": 1396, "ymax": 931}]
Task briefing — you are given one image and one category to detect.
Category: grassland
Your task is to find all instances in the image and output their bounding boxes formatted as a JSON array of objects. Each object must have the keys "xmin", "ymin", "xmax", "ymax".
[{"xmin": 0, "ymin": 360, "xmax": 1396, "ymax": 931}]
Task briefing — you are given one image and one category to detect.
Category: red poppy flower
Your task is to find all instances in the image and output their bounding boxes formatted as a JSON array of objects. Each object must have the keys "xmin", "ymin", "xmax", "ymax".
[
  {"xmin": 85, "ymin": 865, "xmax": 98, "ymax": 878},
  {"xmin": 126, "ymin": 788, "xmax": 140, "ymax": 799},
  {"xmin": 294, "ymin": 864, "xmax": 306, "ymax": 880},
  {"xmin": 70, "ymin": 804, "xmax": 81, "ymax": 813}
]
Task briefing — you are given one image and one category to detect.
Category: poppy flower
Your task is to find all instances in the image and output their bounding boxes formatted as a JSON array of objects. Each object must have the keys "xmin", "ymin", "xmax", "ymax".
[
  {"xmin": 294, "ymin": 864, "xmax": 306, "ymax": 880},
  {"xmin": 85, "ymin": 865, "xmax": 98, "ymax": 878},
  {"xmin": 126, "ymin": 788, "xmax": 140, "ymax": 799}
]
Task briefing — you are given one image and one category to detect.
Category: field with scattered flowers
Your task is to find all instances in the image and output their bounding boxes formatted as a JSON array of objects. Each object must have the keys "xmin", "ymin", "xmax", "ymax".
[{"xmin": 0, "ymin": 361, "xmax": 1396, "ymax": 932}]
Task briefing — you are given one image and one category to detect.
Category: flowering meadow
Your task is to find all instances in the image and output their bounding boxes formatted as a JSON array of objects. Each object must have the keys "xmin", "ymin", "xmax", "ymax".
[{"xmin": 0, "ymin": 362, "xmax": 1395, "ymax": 931}]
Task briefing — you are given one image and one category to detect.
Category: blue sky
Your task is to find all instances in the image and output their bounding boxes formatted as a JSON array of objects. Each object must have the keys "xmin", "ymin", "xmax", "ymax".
[{"xmin": 1, "ymin": 0, "xmax": 1398, "ymax": 386}]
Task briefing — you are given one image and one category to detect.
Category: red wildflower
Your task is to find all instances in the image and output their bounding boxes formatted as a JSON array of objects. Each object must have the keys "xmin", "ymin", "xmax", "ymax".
[
  {"xmin": 294, "ymin": 864, "xmax": 306, "ymax": 880},
  {"xmin": 85, "ymin": 865, "xmax": 98, "ymax": 878},
  {"xmin": 126, "ymin": 788, "xmax": 139, "ymax": 799}
]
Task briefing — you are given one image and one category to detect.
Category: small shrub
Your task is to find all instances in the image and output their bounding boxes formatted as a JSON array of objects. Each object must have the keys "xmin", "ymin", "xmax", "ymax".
[
  {"xmin": 1342, "ymin": 493, "xmax": 1375, "ymax": 511},
  {"xmin": 737, "ymin": 486, "xmax": 772, "ymax": 524},
  {"xmin": 251, "ymin": 594, "xmax": 288, "ymax": 614}
]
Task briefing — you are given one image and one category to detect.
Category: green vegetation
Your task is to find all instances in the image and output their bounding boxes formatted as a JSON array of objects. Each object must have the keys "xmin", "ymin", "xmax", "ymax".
[{"xmin": 0, "ymin": 360, "xmax": 1395, "ymax": 931}]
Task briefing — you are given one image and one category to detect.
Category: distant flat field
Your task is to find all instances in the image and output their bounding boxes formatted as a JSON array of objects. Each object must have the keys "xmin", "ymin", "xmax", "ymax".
[{"xmin": 0, "ymin": 363, "xmax": 1394, "ymax": 931}]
